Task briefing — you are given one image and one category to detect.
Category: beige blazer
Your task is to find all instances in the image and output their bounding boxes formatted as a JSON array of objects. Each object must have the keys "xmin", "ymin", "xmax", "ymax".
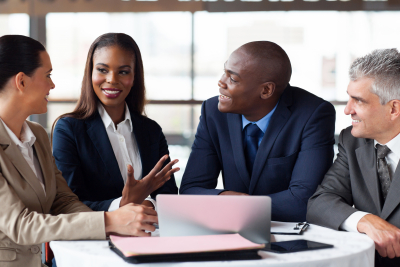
[{"xmin": 0, "ymin": 120, "xmax": 106, "ymax": 267}]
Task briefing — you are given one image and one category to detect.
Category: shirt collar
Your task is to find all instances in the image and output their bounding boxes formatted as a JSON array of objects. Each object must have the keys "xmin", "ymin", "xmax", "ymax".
[
  {"xmin": 374, "ymin": 133, "xmax": 400, "ymax": 159},
  {"xmin": 0, "ymin": 118, "xmax": 36, "ymax": 148},
  {"xmin": 98, "ymin": 103, "xmax": 133, "ymax": 132},
  {"xmin": 242, "ymin": 102, "xmax": 279, "ymax": 133}
]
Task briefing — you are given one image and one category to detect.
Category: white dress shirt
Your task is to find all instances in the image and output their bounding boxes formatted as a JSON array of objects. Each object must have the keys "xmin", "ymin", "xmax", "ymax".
[
  {"xmin": 97, "ymin": 104, "xmax": 155, "ymax": 211},
  {"xmin": 340, "ymin": 132, "xmax": 400, "ymax": 232},
  {"xmin": 0, "ymin": 118, "xmax": 46, "ymax": 194}
]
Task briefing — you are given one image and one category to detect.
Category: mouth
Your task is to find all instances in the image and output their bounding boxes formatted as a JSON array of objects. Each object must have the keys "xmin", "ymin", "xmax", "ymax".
[
  {"xmin": 352, "ymin": 119, "xmax": 361, "ymax": 124},
  {"xmin": 219, "ymin": 93, "xmax": 231, "ymax": 102},
  {"xmin": 102, "ymin": 88, "xmax": 122, "ymax": 99},
  {"xmin": 45, "ymin": 93, "xmax": 49, "ymax": 102}
]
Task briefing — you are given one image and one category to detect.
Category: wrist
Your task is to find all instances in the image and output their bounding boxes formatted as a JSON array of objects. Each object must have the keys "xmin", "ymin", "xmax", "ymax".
[
  {"xmin": 104, "ymin": 212, "xmax": 115, "ymax": 235},
  {"xmin": 357, "ymin": 214, "xmax": 375, "ymax": 234}
]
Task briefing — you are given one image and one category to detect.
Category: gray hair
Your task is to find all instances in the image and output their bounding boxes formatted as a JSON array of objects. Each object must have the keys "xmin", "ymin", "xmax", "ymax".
[{"xmin": 349, "ymin": 48, "xmax": 400, "ymax": 105}]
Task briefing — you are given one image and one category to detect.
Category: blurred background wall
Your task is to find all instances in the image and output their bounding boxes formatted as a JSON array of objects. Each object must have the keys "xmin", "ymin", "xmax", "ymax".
[{"xmin": 1, "ymin": 0, "xmax": 400, "ymax": 187}]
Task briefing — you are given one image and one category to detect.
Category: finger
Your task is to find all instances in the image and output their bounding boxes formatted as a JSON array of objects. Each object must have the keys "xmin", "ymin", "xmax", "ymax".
[
  {"xmin": 141, "ymin": 206, "xmax": 158, "ymax": 216},
  {"xmin": 376, "ymin": 244, "xmax": 387, "ymax": 258},
  {"xmin": 131, "ymin": 204, "xmax": 158, "ymax": 216},
  {"xmin": 126, "ymin": 164, "xmax": 135, "ymax": 184},
  {"xmin": 155, "ymin": 167, "xmax": 180, "ymax": 189},
  {"xmin": 155, "ymin": 159, "xmax": 179, "ymax": 178},
  {"xmin": 387, "ymin": 244, "xmax": 396, "ymax": 259},
  {"xmin": 133, "ymin": 229, "xmax": 151, "ymax": 237},
  {"xmin": 148, "ymin": 155, "xmax": 168, "ymax": 176},
  {"xmin": 140, "ymin": 222, "xmax": 156, "ymax": 233},
  {"xmin": 142, "ymin": 214, "xmax": 159, "ymax": 225},
  {"xmin": 393, "ymin": 240, "xmax": 400, "ymax": 258}
]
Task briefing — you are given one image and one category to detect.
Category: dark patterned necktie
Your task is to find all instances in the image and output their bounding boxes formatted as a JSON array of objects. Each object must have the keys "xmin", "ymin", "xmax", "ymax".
[
  {"xmin": 376, "ymin": 144, "xmax": 392, "ymax": 200},
  {"xmin": 244, "ymin": 124, "xmax": 262, "ymax": 175}
]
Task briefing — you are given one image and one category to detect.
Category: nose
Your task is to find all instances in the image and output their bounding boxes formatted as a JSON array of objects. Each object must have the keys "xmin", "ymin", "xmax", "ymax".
[
  {"xmin": 344, "ymin": 99, "xmax": 354, "ymax": 115},
  {"xmin": 107, "ymin": 71, "xmax": 118, "ymax": 85},
  {"xmin": 218, "ymin": 76, "xmax": 227, "ymax": 89},
  {"xmin": 50, "ymin": 79, "xmax": 55, "ymax": 90}
]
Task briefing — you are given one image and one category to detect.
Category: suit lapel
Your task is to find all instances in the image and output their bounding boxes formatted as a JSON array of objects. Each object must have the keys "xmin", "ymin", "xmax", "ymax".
[
  {"xmin": 227, "ymin": 112, "xmax": 250, "ymax": 190},
  {"xmin": 86, "ymin": 113, "xmax": 124, "ymax": 189},
  {"xmin": 381, "ymin": 161, "xmax": 400, "ymax": 220},
  {"xmin": 130, "ymin": 112, "xmax": 147, "ymax": 176},
  {"xmin": 31, "ymin": 132, "xmax": 54, "ymax": 211},
  {"xmin": 355, "ymin": 139, "xmax": 382, "ymax": 215},
  {"xmin": 0, "ymin": 122, "xmax": 46, "ymax": 212},
  {"xmin": 249, "ymin": 87, "xmax": 292, "ymax": 194}
]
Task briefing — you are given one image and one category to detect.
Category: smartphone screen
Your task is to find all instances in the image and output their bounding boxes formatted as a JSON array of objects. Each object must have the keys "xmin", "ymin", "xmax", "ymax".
[{"xmin": 262, "ymin": 239, "xmax": 333, "ymax": 253}]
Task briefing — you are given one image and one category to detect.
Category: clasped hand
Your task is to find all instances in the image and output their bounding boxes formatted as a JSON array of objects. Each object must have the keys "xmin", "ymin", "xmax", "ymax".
[
  {"xmin": 120, "ymin": 154, "xmax": 179, "ymax": 207},
  {"xmin": 358, "ymin": 214, "xmax": 400, "ymax": 258}
]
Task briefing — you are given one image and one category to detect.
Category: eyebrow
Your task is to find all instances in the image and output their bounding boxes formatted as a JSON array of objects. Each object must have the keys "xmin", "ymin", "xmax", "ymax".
[
  {"xmin": 347, "ymin": 91, "xmax": 367, "ymax": 103},
  {"xmin": 46, "ymin": 68, "xmax": 52, "ymax": 73},
  {"xmin": 95, "ymin": 63, "xmax": 132, "ymax": 69},
  {"xmin": 224, "ymin": 62, "xmax": 241, "ymax": 78}
]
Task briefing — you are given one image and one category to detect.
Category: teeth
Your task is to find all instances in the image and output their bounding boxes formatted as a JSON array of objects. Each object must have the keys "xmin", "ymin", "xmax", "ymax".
[
  {"xmin": 352, "ymin": 120, "xmax": 361, "ymax": 123},
  {"xmin": 104, "ymin": 90, "xmax": 120, "ymax": 95},
  {"xmin": 220, "ymin": 94, "xmax": 231, "ymax": 99}
]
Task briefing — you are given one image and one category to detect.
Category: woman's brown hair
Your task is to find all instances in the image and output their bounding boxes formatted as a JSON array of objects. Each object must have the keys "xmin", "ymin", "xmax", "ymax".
[{"xmin": 51, "ymin": 33, "xmax": 146, "ymax": 137}]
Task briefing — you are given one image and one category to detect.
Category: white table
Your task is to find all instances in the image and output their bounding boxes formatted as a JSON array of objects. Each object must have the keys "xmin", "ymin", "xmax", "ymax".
[{"xmin": 51, "ymin": 222, "xmax": 375, "ymax": 267}]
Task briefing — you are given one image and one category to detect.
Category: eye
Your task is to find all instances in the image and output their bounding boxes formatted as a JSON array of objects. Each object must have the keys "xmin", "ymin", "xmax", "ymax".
[
  {"xmin": 97, "ymin": 68, "xmax": 107, "ymax": 74},
  {"xmin": 47, "ymin": 74, "xmax": 52, "ymax": 78},
  {"xmin": 120, "ymin": 70, "xmax": 130, "ymax": 75},
  {"xmin": 229, "ymin": 76, "xmax": 237, "ymax": 83}
]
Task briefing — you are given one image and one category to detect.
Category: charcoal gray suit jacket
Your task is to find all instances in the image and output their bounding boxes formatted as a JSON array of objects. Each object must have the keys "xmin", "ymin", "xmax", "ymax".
[{"xmin": 307, "ymin": 126, "xmax": 400, "ymax": 229}]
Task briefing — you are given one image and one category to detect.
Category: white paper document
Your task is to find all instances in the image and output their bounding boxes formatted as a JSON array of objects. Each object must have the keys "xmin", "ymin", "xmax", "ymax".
[{"xmin": 271, "ymin": 221, "xmax": 309, "ymax": 235}]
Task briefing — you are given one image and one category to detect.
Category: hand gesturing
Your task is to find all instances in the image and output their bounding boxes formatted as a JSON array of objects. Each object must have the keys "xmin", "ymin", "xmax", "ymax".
[{"xmin": 120, "ymin": 155, "xmax": 179, "ymax": 207}]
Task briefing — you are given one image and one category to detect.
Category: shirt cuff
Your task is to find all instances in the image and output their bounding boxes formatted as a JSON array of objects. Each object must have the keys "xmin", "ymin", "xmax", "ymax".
[
  {"xmin": 340, "ymin": 211, "xmax": 370, "ymax": 232},
  {"xmin": 108, "ymin": 197, "xmax": 122, "ymax": 212},
  {"xmin": 145, "ymin": 197, "xmax": 157, "ymax": 212}
]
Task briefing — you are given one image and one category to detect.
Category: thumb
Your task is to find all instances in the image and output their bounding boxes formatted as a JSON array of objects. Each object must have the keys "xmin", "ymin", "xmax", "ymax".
[{"xmin": 126, "ymin": 164, "xmax": 135, "ymax": 184}]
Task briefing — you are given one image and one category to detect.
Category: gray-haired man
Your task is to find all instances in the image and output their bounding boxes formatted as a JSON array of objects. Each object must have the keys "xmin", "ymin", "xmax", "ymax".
[{"xmin": 307, "ymin": 49, "xmax": 400, "ymax": 267}]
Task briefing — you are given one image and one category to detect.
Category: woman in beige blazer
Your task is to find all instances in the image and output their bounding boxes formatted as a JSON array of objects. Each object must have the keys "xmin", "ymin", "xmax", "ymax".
[{"xmin": 0, "ymin": 35, "xmax": 177, "ymax": 267}]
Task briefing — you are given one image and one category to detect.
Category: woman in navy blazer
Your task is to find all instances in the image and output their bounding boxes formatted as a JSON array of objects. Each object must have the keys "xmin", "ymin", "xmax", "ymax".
[{"xmin": 52, "ymin": 33, "xmax": 179, "ymax": 212}]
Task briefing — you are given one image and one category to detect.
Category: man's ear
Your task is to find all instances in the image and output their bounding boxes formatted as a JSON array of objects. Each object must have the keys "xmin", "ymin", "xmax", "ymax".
[
  {"xmin": 390, "ymin": 100, "xmax": 400, "ymax": 120},
  {"xmin": 260, "ymin": 82, "xmax": 275, "ymax": 100},
  {"xmin": 14, "ymin": 72, "xmax": 27, "ymax": 93}
]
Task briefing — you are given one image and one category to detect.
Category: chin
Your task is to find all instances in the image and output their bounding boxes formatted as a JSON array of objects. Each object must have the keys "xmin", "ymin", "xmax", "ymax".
[
  {"xmin": 217, "ymin": 102, "xmax": 230, "ymax": 114},
  {"xmin": 350, "ymin": 128, "xmax": 367, "ymax": 139}
]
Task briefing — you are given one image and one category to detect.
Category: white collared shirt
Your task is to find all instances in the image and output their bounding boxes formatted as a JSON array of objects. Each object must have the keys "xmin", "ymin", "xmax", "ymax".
[
  {"xmin": 97, "ymin": 104, "xmax": 155, "ymax": 211},
  {"xmin": 340, "ymin": 132, "xmax": 400, "ymax": 232},
  {"xmin": 0, "ymin": 119, "xmax": 46, "ymax": 195}
]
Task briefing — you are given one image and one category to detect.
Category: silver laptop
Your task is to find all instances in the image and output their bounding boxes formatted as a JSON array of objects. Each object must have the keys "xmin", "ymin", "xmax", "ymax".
[{"xmin": 157, "ymin": 195, "xmax": 271, "ymax": 244}]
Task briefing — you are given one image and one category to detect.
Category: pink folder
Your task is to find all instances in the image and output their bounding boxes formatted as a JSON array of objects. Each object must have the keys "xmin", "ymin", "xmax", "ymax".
[{"xmin": 110, "ymin": 233, "xmax": 265, "ymax": 257}]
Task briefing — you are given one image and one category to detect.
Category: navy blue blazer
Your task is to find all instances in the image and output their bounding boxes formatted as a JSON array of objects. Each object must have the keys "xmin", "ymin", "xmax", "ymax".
[
  {"xmin": 179, "ymin": 85, "xmax": 336, "ymax": 222},
  {"xmin": 52, "ymin": 110, "xmax": 178, "ymax": 212}
]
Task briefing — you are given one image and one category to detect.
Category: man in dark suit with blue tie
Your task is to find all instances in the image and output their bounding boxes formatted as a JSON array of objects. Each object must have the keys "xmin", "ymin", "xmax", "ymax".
[{"xmin": 179, "ymin": 41, "xmax": 336, "ymax": 222}]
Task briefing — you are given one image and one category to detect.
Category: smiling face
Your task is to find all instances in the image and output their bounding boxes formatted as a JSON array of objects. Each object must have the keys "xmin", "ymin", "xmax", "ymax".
[
  {"xmin": 24, "ymin": 51, "xmax": 55, "ymax": 114},
  {"xmin": 217, "ymin": 49, "xmax": 266, "ymax": 121},
  {"xmin": 92, "ymin": 45, "xmax": 135, "ymax": 112},
  {"xmin": 345, "ymin": 77, "xmax": 394, "ymax": 143}
]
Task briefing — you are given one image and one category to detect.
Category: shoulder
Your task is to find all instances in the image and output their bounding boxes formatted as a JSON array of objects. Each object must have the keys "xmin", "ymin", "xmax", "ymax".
[
  {"xmin": 203, "ymin": 96, "xmax": 219, "ymax": 111},
  {"xmin": 132, "ymin": 113, "xmax": 162, "ymax": 132},
  {"xmin": 282, "ymin": 86, "xmax": 335, "ymax": 123},
  {"xmin": 288, "ymin": 86, "xmax": 333, "ymax": 109},
  {"xmin": 199, "ymin": 96, "xmax": 222, "ymax": 120},
  {"xmin": 26, "ymin": 120, "xmax": 47, "ymax": 138},
  {"xmin": 340, "ymin": 126, "xmax": 367, "ymax": 148},
  {"xmin": 26, "ymin": 121, "xmax": 51, "ymax": 150},
  {"xmin": 56, "ymin": 116, "xmax": 85, "ymax": 127}
]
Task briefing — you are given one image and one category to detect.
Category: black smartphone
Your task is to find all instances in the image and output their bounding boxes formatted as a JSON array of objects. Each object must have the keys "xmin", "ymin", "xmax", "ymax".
[{"xmin": 262, "ymin": 239, "xmax": 333, "ymax": 253}]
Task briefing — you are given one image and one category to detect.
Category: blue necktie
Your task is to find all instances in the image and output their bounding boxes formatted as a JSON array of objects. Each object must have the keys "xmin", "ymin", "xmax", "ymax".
[{"xmin": 244, "ymin": 124, "xmax": 262, "ymax": 175}]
